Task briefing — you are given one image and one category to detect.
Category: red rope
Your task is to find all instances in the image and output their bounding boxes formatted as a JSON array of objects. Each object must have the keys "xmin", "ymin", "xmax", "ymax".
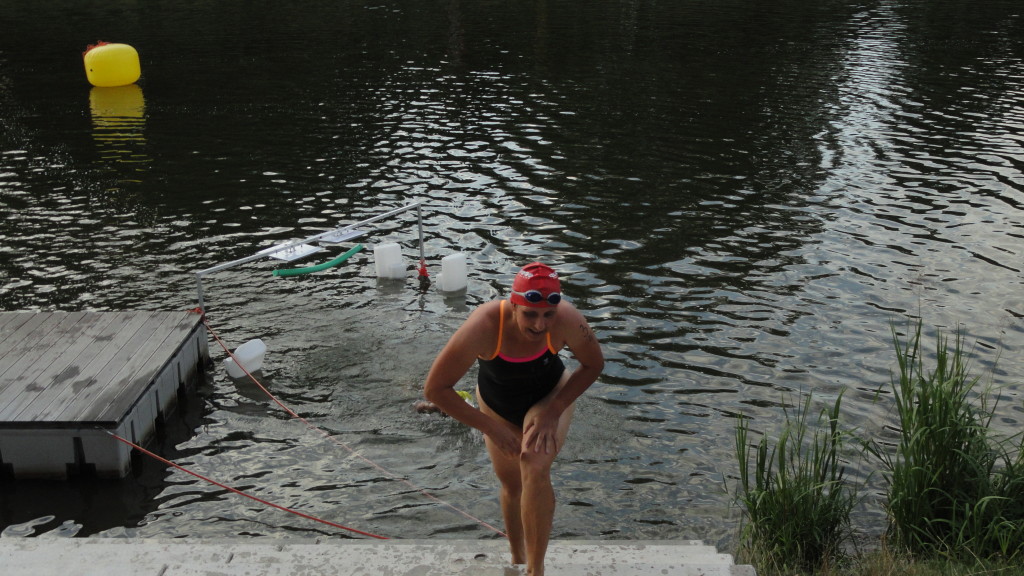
[
  {"xmin": 104, "ymin": 430, "xmax": 389, "ymax": 539},
  {"xmin": 202, "ymin": 314, "xmax": 507, "ymax": 537}
]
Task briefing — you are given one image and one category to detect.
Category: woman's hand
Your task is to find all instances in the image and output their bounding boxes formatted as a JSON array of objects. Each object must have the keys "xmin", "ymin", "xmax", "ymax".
[
  {"xmin": 486, "ymin": 420, "xmax": 523, "ymax": 458},
  {"xmin": 522, "ymin": 404, "xmax": 560, "ymax": 454}
]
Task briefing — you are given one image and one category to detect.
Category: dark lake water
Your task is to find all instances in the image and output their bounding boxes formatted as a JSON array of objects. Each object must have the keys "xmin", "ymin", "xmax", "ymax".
[{"xmin": 2, "ymin": 0, "xmax": 1023, "ymax": 552}]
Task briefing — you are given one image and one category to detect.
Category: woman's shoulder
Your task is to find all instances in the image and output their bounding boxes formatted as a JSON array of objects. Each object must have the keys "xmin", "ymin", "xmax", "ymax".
[
  {"xmin": 456, "ymin": 300, "xmax": 502, "ymax": 357},
  {"xmin": 472, "ymin": 299, "xmax": 503, "ymax": 319},
  {"xmin": 460, "ymin": 299, "xmax": 503, "ymax": 334},
  {"xmin": 550, "ymin": 300, "xmax": 588, "ymax": 343}
]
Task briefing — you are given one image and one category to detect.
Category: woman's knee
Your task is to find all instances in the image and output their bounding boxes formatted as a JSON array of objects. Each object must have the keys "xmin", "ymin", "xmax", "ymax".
[
  {"xmin": 500, "ymin": 478, "xmax": 524, "ymax": 501},
  {"xmin": 487, "ymin": 440, "xmax": 525, "ymax": 491},
  {"xmin": 493, "ymin": 459, "xmax": 523, "ymax": 488},
  {"xmin": 519, "ymin": 450, "xmax": 555, "ymax": 479}
]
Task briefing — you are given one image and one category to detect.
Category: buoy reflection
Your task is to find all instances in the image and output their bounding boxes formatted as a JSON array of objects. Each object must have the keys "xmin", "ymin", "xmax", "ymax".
[
  {"xmin": 89, "ymin": 84, "xmax": 150, "ymax": 177},
  {"xmin": 88, "ymin": 84, "xmax": 154, "ymax": 218}
]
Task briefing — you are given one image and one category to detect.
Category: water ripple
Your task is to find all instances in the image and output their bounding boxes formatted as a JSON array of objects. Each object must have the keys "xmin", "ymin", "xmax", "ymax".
[{"xmin": 2, "ymin": 0, "xmax": 1023, "ymax": 551}]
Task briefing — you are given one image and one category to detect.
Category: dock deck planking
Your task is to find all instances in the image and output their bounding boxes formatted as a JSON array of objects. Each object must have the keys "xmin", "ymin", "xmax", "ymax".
[
  {"xmin": 2, "ymin": 311, "xmax": 155, "ymax": 424},
  {"xmin": 41, "ymin": 311, "xmax": 171, "ymax": 424},
  {"xmin": 0, "ymin": 312, "xmax": 119, "ymax": 422},
  {"xmin": 0, "ymin": 310, "xmax": 209, "ymax": 478},
  {"xmin": 0, "ymin": 312, "xmax": 65, "ymax": 382},
  {"xmin": 81, "ymin": 312, "xmax": 203, "ymax": 423}
]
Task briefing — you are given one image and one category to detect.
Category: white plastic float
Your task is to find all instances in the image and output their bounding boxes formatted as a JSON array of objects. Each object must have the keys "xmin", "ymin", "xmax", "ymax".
[
  {"xmin": 374, "ymin": 242, "xmax": 406, "ymax": 279},
  {"xmin": 223, "ymin": 338, "xmax": 266, "ymax": 378},
  {"xmin": 437, "ymin": 252, "xmax": 468, "ymax": 292}
]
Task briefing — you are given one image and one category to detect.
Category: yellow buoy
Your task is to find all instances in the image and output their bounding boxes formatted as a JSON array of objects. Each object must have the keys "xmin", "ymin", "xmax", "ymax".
[{"xmin": 83, "ymin": 42, "xmax": 141, "ymax": 87}]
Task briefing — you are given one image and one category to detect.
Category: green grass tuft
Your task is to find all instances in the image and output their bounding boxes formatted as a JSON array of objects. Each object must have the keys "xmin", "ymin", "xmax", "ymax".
[
  {"xmin": 733, "ymin": 317, "xmax": 1024, "ymax": 575},
  {"xmin": 867, "ymin": 321, "xmax": 1024, "ymax": 562},
  {"xmin": 735, "ymin": 390, "xmax": 857, "ymax": 574}
]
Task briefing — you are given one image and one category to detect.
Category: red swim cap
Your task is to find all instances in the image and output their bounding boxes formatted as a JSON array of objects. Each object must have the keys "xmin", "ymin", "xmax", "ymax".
[{"xmin": 510, "ymin": 262, "xmax": 561, "ymax": 307}]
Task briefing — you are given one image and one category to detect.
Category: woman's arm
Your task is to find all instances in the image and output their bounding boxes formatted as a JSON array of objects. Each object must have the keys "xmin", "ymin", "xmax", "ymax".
[
  {"xmin": 523, "ymin": 302, "xmax": 605, "ymax": 453},
  {"xmin": 423, "ymin": 302, "xmax": 522, "ymax": 456}
]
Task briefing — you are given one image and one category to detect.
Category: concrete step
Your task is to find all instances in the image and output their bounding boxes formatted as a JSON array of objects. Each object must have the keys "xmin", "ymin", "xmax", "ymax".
[{"xmin": 2, "ymin": 538, "xmax": 756, "ymax": 576}]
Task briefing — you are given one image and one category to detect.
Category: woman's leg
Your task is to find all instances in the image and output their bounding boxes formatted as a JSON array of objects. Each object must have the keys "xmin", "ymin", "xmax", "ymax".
[
  {"xmin": 477, "ymin": 391, "xmax": 527, "ymax": 564},
  {"xmin": 477, "ymin": 369, "xmax": 576, "ymax": 575},
  {"xmin": 519, "ymin": 397, "xmax": 574, "ymax": 576}
]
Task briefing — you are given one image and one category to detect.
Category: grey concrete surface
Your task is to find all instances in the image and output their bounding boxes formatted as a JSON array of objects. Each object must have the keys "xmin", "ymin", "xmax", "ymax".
[{"xmin": 1, "ymin": 538, "xmax": 756, "ymax": 576}]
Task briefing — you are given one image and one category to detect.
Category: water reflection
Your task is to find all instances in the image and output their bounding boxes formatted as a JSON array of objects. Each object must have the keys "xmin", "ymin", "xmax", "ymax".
[
  {"xmin": 88, "ymin": 83, "xmax": 153, "ymax": 219},
  {"xmin": 1, "ymin": 515, "xmax": 56, "ymax": 538},
  {"xmin": 90, "ymin": 84, "xmax": 147, "ymax": 169},
  {"xmin": 0, "ymin": 515, "xmax": 83, "ymax": 538},
  {"xmin": 0, "ymin": 391, "xmax": 205, "ymax": 536},
  {"xmin": 0, "ymin": 0, "xmax": 1022, "ymax": 552}
]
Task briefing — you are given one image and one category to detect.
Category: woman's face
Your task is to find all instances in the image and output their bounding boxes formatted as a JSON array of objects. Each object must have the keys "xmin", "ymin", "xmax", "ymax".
[{"xmin": 512, "ymin": 303, "xmax": 558, "ymax": 340}]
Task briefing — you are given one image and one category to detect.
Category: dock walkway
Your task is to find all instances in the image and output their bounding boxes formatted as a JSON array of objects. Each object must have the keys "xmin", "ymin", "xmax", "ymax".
[
  {"xmin": 1, "ymin": 538, "xmax": 756, "ymax": 576},
  {"xmin": 0, "ymin": 310, "xmax": 208, "ymax": 479}
]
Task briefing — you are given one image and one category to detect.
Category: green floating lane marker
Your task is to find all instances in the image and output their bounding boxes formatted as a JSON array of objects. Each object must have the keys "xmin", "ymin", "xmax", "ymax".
[{"xmin": 272, "ymin": 244, "xmax": 364, "ymax": 277}]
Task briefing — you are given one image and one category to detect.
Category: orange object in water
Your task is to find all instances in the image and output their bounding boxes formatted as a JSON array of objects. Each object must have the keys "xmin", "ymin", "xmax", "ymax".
[{"xmin": 83, "ymin": 42, "xmax": 141, "ymax": 87}]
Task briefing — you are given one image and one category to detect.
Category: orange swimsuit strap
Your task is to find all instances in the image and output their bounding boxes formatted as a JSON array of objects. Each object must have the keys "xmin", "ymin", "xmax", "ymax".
[{"xmin": 484, "ymin": 299, "xmax": 555, "ymax": 361}]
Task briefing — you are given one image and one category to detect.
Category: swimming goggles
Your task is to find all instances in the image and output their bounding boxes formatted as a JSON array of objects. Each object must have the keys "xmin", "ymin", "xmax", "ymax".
[{"xmin": 512, "ymin": 290, "xmax": 562, "ymax": 305}]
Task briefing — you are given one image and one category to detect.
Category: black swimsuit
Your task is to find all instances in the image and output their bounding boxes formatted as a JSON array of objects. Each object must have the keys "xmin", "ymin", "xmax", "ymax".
[{"xmin": 477, "ymin": 300, "xmax": 566, "ymax": 427}]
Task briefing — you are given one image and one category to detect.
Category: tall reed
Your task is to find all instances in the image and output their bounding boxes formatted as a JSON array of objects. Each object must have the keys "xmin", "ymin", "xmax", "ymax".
[
  {"xmin": 869, "ymin": 321, "xmax": 1024, "ymax": 561},
  {"xmin": 735, "ymin": 391, "xmax": 857, "ymax": 574}
]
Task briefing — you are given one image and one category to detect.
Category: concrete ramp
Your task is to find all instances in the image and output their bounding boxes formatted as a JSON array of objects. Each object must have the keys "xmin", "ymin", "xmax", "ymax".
[{"xmin": 2, "ymin": 538, "xmax": 755, "ymax": 576}]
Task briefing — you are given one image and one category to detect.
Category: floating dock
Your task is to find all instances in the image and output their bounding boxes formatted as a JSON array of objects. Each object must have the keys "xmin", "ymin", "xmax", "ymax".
[
  {"xmin": 0, "ymin": 310, "xmax": 208, "ymax": 479},
  {"xmin": 0, "ymin": 538, "xmax": 756, "ymax": 576}
]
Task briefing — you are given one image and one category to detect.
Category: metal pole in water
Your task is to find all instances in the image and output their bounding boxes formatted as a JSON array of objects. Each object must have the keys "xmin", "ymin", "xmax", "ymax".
[
  {"xmin": 417, "ymin": 203, "xmax": 425, "ymax": 263},
  {"xmin": 196, "ymin": 273, "xmax": 206, "ymax": 312}
]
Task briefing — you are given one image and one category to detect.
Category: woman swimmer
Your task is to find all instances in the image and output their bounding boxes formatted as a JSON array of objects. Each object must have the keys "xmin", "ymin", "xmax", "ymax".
[{"xmin": 423, "ymin": 262, "xmax": 604, "ymax": 576}]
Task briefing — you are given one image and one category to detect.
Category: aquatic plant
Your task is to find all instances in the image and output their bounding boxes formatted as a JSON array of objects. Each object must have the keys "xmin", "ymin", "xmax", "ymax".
[
  {"xmin": 735, "ymin": 390, "xmax": 857, "ymax": 574},
  {"xmin": 868, "ymin": 320, "xmax": 1024, "ymax": 562}
]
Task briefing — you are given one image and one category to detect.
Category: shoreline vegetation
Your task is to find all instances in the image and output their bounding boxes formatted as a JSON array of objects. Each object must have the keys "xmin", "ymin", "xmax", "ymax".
[{"xmin": 733, "ymin": 318, "xmax": 1024, "ymax": 576}]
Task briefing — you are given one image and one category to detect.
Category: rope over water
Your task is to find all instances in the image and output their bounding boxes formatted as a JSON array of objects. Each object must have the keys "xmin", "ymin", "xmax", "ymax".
[
  {"xmin": 204, "ymin": 315, "xmax": 506, "ymax": 536},
  {"xmin": 104, "ymin": 429, "xmax": 389, "ymax": 539},
  {"xmin": 118, "ymin": 308, "xmax": 506, "ymax": 538}
]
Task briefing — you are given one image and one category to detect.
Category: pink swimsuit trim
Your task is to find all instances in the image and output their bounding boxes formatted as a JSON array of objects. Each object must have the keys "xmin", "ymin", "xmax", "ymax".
[{"xmin": 498, "ymin": 347, "xmax": 548, "ymax": 363}]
